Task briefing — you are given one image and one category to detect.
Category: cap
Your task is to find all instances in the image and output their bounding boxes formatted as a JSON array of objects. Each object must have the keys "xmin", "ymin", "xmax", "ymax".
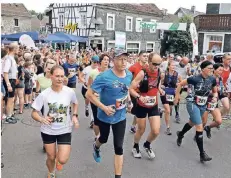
[
  {"xmin": 91, "ymin": 55, "xmax": 99, "ymax": 62},
  {"xmin": 114, "ymin": 49, "xmax": 128, "ymax": 57}
]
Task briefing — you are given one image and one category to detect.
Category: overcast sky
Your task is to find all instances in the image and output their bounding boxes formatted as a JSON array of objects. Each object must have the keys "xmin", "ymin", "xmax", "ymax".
[{"xmin": 23, "ymin": 0, "xmax": 231, "ymax": 14}]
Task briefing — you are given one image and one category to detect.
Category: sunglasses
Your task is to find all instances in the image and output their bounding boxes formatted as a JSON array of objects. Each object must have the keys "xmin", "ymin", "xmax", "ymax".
[
  {"xmin": 93, "ymin": 61, "xmax": 99, "ymax": 63},
  {"xmin": 152, "ymin": 62, "xmax": 161, "ymax": 66},
  {"xmin": 206, "ymin": 67, "xmax": 214, "ymax": 70}
]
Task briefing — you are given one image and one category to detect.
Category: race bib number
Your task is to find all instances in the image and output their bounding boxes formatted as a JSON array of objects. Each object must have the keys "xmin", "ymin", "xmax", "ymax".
[
  {"xmin": 166, "ymin": 94, "xmax": 174, "ymax": 102},
  {"xmin": 116, "ymin": 95, "xmax": 127, "ymax": 110},
  {"xmin": 49, "ymin": 113, "xmax": 66, "ymax": 123},
  {"xmin": 207, "ymin": 102, "xmax": 217, "ymax": 111},
  {"xmin": 145, "ymin": 96, "xmax": 156, "ymax": 106},
  {"xmin": 195, "ymin": 96, "xmax": 208, "ymax": 106}
]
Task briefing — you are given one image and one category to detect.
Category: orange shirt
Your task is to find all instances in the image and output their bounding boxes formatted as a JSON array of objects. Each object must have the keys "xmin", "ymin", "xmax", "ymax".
[{"xmin": 222, "ymin": 67, "xmax": 230, "ymax": 86}]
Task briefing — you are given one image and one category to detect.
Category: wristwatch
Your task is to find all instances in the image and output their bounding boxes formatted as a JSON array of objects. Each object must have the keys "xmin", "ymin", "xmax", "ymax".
[{"xmin": 73, "ymin": 114, "xmax": 78, "ymax": 117}]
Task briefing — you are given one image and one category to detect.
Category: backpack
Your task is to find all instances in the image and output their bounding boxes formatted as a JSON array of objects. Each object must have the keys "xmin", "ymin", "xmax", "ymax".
[{"xmin": 139, "ymin": 68, "xmax": 160, "ymax": 93}]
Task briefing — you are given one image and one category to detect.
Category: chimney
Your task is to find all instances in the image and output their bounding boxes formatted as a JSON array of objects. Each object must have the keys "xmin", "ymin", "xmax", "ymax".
[{"xmin": 191, "ymin": 5, "xmax": 196, "ymax": 14}]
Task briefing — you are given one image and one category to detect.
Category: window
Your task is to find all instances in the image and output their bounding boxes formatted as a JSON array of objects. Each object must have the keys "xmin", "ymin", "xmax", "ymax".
[
  {"xmin": 14, "ymin": 18, "xmax": 19, "ymax": 27},
  {"xmin": 80, "ymin": 6, "xmax": 87, "ymax": 12},
  {"xmin": 150, "ymin": 19, "xmax": 157, "ymax": 33},
  {"xmin": 81, "ymin": 14, "xmax": 87, "ymax": 26},
  {"xmin": 146, "ymin": 42, "xmax": 155, "ymax": 52},
  {"xmin": 209, "ymin": 35, "xmax": 223, "ymax": 42},
  {"xmin": 126, "ymin": 41, "xmax": 140, "ymax": 54},
  {"xmin": 59, "ymin": 14, "xmax": 64, "ymax": 27},
  {"xmin": 126, "ymin": 16, "xmax": 133, "ymax": 32},
  {"xmin": 136, "ymin": 18, "xmax": 142, "ymax": 32},
  {"xmin": 107, "ymin": 13, "xmax": 115, "ymax": 30}
]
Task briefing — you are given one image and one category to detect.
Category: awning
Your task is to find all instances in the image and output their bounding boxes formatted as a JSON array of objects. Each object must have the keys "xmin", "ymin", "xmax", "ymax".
[
  {"xmin": 54, "ymin": 32, "xmax": 88, "ymax": 42},
  {"xmin": 44, "ymin": 34, "xmax": 70, "ymax": 43},
  {"xmin": 1, "ymin": 31, "xmax": 39, "ymax": 41}
]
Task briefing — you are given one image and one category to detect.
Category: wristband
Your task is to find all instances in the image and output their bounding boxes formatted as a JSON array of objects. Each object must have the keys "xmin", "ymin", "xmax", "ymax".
[{"xmin": 73, "ymin": 114, "xmax": 78, "ymax": 117}]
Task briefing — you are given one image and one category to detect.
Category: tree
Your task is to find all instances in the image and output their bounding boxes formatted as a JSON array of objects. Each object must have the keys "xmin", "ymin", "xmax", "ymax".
[
  {"xmin": 29, "ymin": 10, "xmax": 38, "ymax": 15},
  {"xmin": 165, "ymin": 15, "xmax": 193, "ymax": 56}
]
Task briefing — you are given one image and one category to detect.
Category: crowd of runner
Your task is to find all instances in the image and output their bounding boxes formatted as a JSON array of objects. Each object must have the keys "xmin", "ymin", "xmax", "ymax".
[{"xmin": 1, "ymin": 42, "xmax": 231, "ymax": 178}]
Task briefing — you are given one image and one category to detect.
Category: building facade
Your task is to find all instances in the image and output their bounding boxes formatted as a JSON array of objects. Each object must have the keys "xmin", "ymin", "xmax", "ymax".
[
  {"xmin": 1, "ymin": 3, "xmax": 31, "ymax": 34},
  {"xmin": 195, "ymin": 3, "xmax": 231, "ymax": 54},
  {"xmin": 46, "ymin": 3, "xmax": 164, "ymax": 53}
]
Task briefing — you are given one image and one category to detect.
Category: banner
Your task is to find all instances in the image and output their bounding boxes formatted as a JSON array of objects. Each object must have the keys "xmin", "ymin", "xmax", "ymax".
[
  {"xmin": 190, "ymin": 23, "xmax": 199, "ymax": 59},
  {"xmin": 115, "ymin": 31, "xmax": 126, "ymax": 50}
]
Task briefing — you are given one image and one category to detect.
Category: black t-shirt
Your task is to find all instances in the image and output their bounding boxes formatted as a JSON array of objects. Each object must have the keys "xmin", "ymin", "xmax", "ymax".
[
  {"xmin": 187, "ymin": 74, "xmax": 216, "ymax": 100},
  {"xmin": 36, "ymin": 65, "xmax": 44, "ymax": 75},
  {"xmin": 18, "ymin": 66, "xmax": 23, "ymax": 80}
]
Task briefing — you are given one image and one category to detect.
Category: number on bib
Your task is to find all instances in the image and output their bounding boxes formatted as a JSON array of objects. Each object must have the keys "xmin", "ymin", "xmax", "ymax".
[
  {"xmin": 207, "ymin": 102, "xmax": 217, "ymax": 111},
  {"xmin": 195, "ymin": 96, "xmax": 208, "ymax": 106},
  {"xmin": 145, "ymin": 96, "xmax": 156, "ymax": 106},
  {"xmin": 166, "ymin": 95, "xmax": 174, "ymax": 102}
]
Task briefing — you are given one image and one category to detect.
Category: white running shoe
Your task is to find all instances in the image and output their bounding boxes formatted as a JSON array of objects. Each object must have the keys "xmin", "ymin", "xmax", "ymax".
[
  {"xmin": 143, "ymin": 146, "xmax": 155, "ymax": 159},
  {"xmin": 132, "ymin": 148, "xmax": 142, "ymax": 158}
]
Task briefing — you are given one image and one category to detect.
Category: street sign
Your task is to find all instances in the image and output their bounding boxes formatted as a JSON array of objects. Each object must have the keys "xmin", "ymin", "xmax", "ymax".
[
  {"xmin": 139, "ymin": 21, "xmax": 187, "ymax": 31},
  {"xmin": 140, "ymin": 21, "xmax": 157, "ymax": 30}
]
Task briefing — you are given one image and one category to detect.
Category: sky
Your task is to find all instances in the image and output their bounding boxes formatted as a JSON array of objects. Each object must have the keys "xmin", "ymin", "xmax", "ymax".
[{"xmin": 18, "ymin": 0, "xmax": 231, "ymax": 14}]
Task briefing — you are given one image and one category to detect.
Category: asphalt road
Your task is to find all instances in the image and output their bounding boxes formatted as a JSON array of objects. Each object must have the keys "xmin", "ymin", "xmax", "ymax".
[{"xmin": 2, "ymin": 84, "xmax": 231, "ymax": 178}]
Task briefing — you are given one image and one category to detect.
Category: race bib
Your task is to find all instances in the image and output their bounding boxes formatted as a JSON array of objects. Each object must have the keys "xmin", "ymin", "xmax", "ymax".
[
  {"xmin": 207, "ymin": 102, "xmax": 217, "ymax": 111},
  {"xmin": 166, "ymin": 94, "xmax": 174, "ymax": 102},
  {"xmin": 145, "ymin": 96, "xmax": 156, "ymax": 106},
  {"xmin": 195, "ymin": 96, "xmax": 208, "ymax": 106},
  {"xmin": 116, "ymin": 95, "xmax": 127, "ymax": 110}
]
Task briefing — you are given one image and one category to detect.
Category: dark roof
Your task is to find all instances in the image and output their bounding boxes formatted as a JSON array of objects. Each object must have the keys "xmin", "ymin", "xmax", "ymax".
[
  {"xmin": 1, "ymin": 3, "xmax": 31, "ymax": 18},
  {"xmin": 96, "ymin": 3, "xmax": 163, "ymax": 16},
  {"xmin": 161, "ymin": 14, "xmax": 179, "ymax": 22},
  {"xmin": 175, "ymin": 7, "xmax": 204, "ymax": 16}
]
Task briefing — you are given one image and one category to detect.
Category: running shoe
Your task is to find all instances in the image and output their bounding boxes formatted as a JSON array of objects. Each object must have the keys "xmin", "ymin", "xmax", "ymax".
[
  {"xmin": 200, "ymin": 152, "xmax": 212, "ymax": 162},
  {"xmin": 132, "ymin": 147, "xmax": 142, "ymax": 158},
  {"xmin": 85, "ymin": 108, "xmax": 89, "ymax": 117},
  {"xmin": 93, "ymin": 143, "xmax": 101, "ymax": 163},
  {"xmin": 176, "ymin": 131, "xmax": 184, "ymax": 146},
  {"xmin": 89, "ymin": 121, "xmax": 94, "ymax": 129},
  {"xmin": 56, "ymin": 159, "xmax": 63, "ymax": 171},
  {"xmin": 130, "ymin": 126, "xmax": 136, "ymax": 134},
  {"xmin": 204, "ymin": 126, "xmax": 211, "ymax": 139},
  {"xmin": 175, "ymin": 114, "xmax": 180, "ymax": 123},
  {"xmin": 166, "ymin": 127, "xmax": 172, "ymax": 135},
  {"xmin": 5, "ymin": 117, "xmax": 17, "ymax": 124},
  {"xmin": 47, "ymin": 172, "xmax": 55, "ymax": 178},
  {"xmin": 143, "ymin": 144, "xmax": 155, "ymax": 159}
]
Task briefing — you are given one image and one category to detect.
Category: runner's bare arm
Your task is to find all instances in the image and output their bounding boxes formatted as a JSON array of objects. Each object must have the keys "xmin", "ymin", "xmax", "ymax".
[
  {"xmin": 87, "ymin": 76, "xmax": 93, "ymax": 89},
  {"xmin": 174, "ymin": 79, "xmax": 188, "ymax": 105},
  {"xmin": 31, "ymin": 109, "xmax": 43, "ymax": 122},
  {"xmin": 72, "ymin": 103, "xmax": 78, "ymax": 116},
  {"xmin": 129, "ymin": 70, "xmax": 144, "ymax": 98},
  {"xmin": 212, "ymin": 86, "xmax": 218, "ymax": 98},
  {"xmin": 86, "ymin": 88, "xmax": 106, "ymax": 111},
  {"xmin": 36, "ymin": 81, "xmax": 40, "ymax": 93}
]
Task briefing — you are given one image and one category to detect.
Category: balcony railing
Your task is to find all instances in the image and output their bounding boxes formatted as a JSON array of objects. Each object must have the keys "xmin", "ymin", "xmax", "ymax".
[{"xmin": 194, "ymin": 14, "xmax": 231, "ymax": 31}]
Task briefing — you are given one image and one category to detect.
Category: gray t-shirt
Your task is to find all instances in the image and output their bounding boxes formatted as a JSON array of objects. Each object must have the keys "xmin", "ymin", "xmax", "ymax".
[{"xmin": 3, "ymin": 55, "xmax": 18, "ymax": 79}]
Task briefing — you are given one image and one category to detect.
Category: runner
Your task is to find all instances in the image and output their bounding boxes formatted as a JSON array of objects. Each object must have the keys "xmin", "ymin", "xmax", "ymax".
[
  {"xmin": 87, "ymin": 54, "xmax": 109, "ymax": 140},
  {"xmin": 201, "ymin": 63, "xmax": 223, "ymax": 138},
  {"xmin": 128, "ymin": 51, "xmax": 148, "ymax": 133},
  {"xmin": 62, "ymin": 52, "xmax": 79, "ymax": 89},
  {"xmin": 174, "ymin": 60, "xmax": 217, "ymax": 162},
  {"xmin": 32, "ymin": 65, "xmax": 79, "ymax": 178},
  {"xmin": 79, "ymin": 55, "xmax": 100, "ymax": 128},
  {"xmin": 129, "ymin": 52, "xmax": 162, "ymax": 159},
  {"xmin": 86, "ymin": 49, "xmax": 132, "ymax": 178},
  {"xmin": 160, "ymin": 61, "xmax": 182, "ymax": 135}
]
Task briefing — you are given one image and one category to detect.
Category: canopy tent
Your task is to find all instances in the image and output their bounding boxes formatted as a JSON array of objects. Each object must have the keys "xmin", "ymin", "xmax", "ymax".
[
  {"xmin": 1, "ymin": 39, "xmax": 16, "ymax": 44},
  {"xmin": 1, "ymin": 31, "xmax": 39, "ymax": 41},
  {"xmin": 54, "ymin": 32, "xmax": 88, "ymax": 42},
  {"xmin": 44, "ymin": 34, "xmax": 70, "ymax": 43}
]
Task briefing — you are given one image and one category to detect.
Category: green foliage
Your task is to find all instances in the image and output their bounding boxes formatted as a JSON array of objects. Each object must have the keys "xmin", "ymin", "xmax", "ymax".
[{"xmin": 166, "ymin": 15, "xmax": 193, "ymax": 55}]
